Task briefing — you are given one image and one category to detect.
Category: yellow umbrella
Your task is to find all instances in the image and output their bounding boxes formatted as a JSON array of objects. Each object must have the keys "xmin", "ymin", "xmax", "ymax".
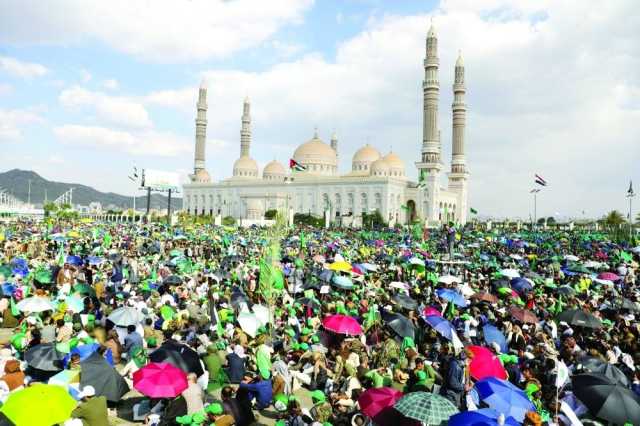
[
  {"xmin": 66, "ymin": 230, "xmax": 81, "ymax": 239},
  {"xmin": 329, "ymin": 261, "xmax": 352, "ymax": 272},
  {"xmin": 0, "ymin": 383, "xmax": 76, "ymax": 426}
]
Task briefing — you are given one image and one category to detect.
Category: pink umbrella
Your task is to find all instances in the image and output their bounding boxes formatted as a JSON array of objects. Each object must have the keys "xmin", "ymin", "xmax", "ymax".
[
  {"xmin": 133, "ymin": 362, "xmax": 188, "ymax": 398},
  {"xmin": 598, "ymin": 272, "xmax": 620, "ymax": 281},
  {"xmin": 358, "ymin": 387, "xmax": 403, "ymax": 418},
  {"xmin": 322, "ymin": 314, "xmax": 363, "ymax": 336},
  {"xmin": 467, "ymin": 346, "xmax": 507, "ymax": 381},
  {"xmin": 422, "ymin": 306, "xmax": 442, "ymax": 317}
]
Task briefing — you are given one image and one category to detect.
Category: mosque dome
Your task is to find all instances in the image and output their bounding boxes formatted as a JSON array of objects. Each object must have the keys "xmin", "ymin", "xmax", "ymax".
[
  {"xmin": 192, "ymin": 169, "xmax": 211, "ymax": 183},
  {"xmin": 370, "ymin": 158, "xmax": 390, "ymax": 177},
  {"xmin": 292, "ymin": 131, "xmax": 337, "ymax": 176},
  {"xmin": 233, "ymin": 155, "xmax": 259, "ymax": 178},
  {"xmin": 382, "ymin": 151, "xmax": 405, "ymax": 177},
  {"xmin": 352, "ymin": 144, "xmax": 381, "ymax": 173},
  {"xmin": 263, "ymin": 160, "xmax": 286, "ymax": 180}
]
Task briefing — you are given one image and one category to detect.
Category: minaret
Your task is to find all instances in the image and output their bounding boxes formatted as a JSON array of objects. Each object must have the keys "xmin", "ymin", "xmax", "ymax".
[
  {"xmin": 240, "ymin": 96, "xmax": 251, "ymax": 157},
  {"xmin": 415, "ymin": 20, "xmax": 442, "ymax": 223},
  {"xmin": 330, "ymin": 131, "xmax": 338, "ymax": 152},
  {"xmin": 191, "ymin": 79, "xmax": 210, "ymax": 182},
  {"xmin": 448, "ymin": 51, "xmax": 470, "ymax": 224}
]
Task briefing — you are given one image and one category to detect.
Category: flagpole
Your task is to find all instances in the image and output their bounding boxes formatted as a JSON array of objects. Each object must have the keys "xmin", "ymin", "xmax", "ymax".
[{"xmin": 628, "ymin": 190, "xmax": 635, "ymax": 242}]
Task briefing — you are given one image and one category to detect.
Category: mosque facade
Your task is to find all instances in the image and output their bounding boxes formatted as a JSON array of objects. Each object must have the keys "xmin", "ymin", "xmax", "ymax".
[{"xmin": 182, "ymin": 23, "xmax": 469, "ymax": 226}]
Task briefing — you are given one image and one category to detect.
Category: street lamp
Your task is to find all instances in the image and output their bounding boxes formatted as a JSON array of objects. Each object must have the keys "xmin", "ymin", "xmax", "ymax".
[{"xmin": 530, "ymin": 188, "xmax": 540, "ymax": 229}]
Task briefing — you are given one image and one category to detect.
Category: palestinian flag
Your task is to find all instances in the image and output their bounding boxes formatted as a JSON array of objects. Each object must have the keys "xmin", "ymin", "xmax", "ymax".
[
  {"xmin": 289, "ymin": 159, "xmax": 306, "ymax": 171},
  {"xmin": 534, "ymin": 174, "xmax": 547, "ymax": 186},
  {"xmin": 627, "ymin": 180, "xmax": 634, "ymax": 197},
  {"xmin": 470, "ymin": 207, "xmax": 478, "ymax": 215},
  {"xmin": 418, "ymin": 169, "xmax": 428, "ymax": 188}
]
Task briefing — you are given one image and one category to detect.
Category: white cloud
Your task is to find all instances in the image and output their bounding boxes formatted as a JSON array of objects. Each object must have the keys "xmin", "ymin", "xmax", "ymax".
[
  {"xmin": 54, "ymin": 124, "xmax": 190, "ymax": 157},
  {"xmin": 0, "ymin": 0, "xmax": 314, "ymax": 62},
  {"xmin": 0, "ymin": 83, "xmax": 12, "ymax": 96},
  {"xmin": 0, "ymin": 108, "xmax": 43, "ymax": 142},
  {"xmin": 270, "ymin": 40, "xmax": 305, "ymax": 59},
  {"xmin": 59, "ymin": 86, "xmax": 152, "ymax": 129},
  {"xmin": 0, "ymin": 55, "xmax": 48, "ymax": 78},
  {"xmin": 102, "ymin": 79, "xmax": 119, "ymax": 90}
]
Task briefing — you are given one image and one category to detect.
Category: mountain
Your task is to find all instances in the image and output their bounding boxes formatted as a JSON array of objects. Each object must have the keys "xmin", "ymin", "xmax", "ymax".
[{"xmin": 0, "ymin": 169, "xmax": 182, "ymax": 210}]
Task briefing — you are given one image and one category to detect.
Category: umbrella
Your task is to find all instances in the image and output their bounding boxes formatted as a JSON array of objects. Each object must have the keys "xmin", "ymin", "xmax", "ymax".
[
  {"xmin": 149, "ymin": 341, "xmax": 204, "ymax": 377},
  {"xmin": 597, "ymin": 272, "xmax": 620, "ymax": 281},
  {"xmin": 80, "ymin": 352, "xmax": 129, "ymax": 402},
  {"xmin": 491, "ymin": 278, "xmax": 510, "ymax": 291},
  {"xmin": 73, "ymin": 283, "xmax": 96, "ymax": 296},
  {"xmin": 163, "ymin": 275, "xmax": 183, "ymax": 285},
  {"xmin": 509, "ymin": 306, "xmax": 538, "ymax": 324},
  {"xmin": 510, "ymin": 277, "xmax": 533, "ymax": 294},
  {"xmin": 252, "ymin": 304, "xmax": 271, "ymax": 326},
  {"xmin": 472, "ymin": 291, "xmax": 498, "ymax": 304},
  {"xmin": 424, "ymin": 315, "xmax": 458, "ymax": 341},
  {"xmin": 557, "ymin": 309, "xmax": 602, "ymax": 329},
  {"xmin": 500, "ymin": 269, "xmax": 520, "ymax": 279},
  {"xmin": 467, "ymin": 346, "xmax": 507, "ymax": 381},
  {"xmin": 438, "ymin": 275, "xmax": 460, "ymax": 284},
  {"xmin": 394, "ymin": 391, "xmax": 458, "ymax": 425},
  {"xmin": 133, "ymin": 362, "xmax": 188, "ymax": 398},
  {"xmin": 358, "ymin": 387, "xmax": 403, "ymax": 418},
  {"xmin": 572, "ymin": 373, "xmax": 640, "ymax": 425},
  {"xmin": 63, "ymin": 294, "xmax": 85, "ymax": 313},
  {"xmin": 108, "ymin": 306, "xmax": 143, "ymax": 327},
  {"xmin": 312, "ymin": 254, "xmax": 326, "ymax": 263},
  {"xmin": 323, "ymin": 314, "xmax": 363, "ymax": 336},
  {"xmin": 24, "ymin": 343, "xmax": 64, "ymax": 372},
  {"xmin": 65, "ymin": 255, "xmax": 83, "ymax": 266},
  {"xmin": 238, "ymin": 311, "xmax": 261, "ymax": 338},
  {"xmin": 577, "ymin": 356, "xmax": 629, "ymax": 387},
  {"xmin": 332, "ymin": 275, "xmax": 354, "ymax": 290},
  {"xmin": 66, "ymin": 343, "xmax": 101, "ymax": 365},
  {"xmin": 483, "ymin": 324, "xmax": 508, "ymax": 353},
  {"xmin": 390, "ymin": 281, "xmax": 410, "ymax": 291},
  {"xmin": 361, "ymin": 262, "xmax": 378, "ymax": 272},
  {"xmin": 557, "ymin": 285, "xmax": 576, "ymax": 296},
  {"xmin": 0, "ymin": 383, "xmax": 76, "ymax": 426},
  {"xmin": 617, "ymin": 298, "xmax": 640, "ymax": 312},
  {"xmin": 86, "ymin": 255, "xmax": 104, "ymax": 265},
  {"xmin": 448, "ymin": 408, "xmax": 521, "ymax": 426},
  {"xmin": 422, "ymin": 306, "xmax": 442, "ymax": 317},
  {"xmin": 436, "ymin": 288, "xmax": 468, "ymax": 307},
  {"xmin": 382, "ymin": 312, "xmax": 415, "ymax": 339},
  {"xmin": 474, "ymin": 377, "xmax": 536, "ymax": 423},
  {"xmin": 296, "ymin": 297, "xmax": 321, "ymax": 311},
  {"xmin": 16, "ymin": 296, "xmax": 56, "ymax": 313},
  {"xmin": 318, "ymin": 269, "xmax": 333, "ymax": 282},
  {"xmin": 329, "ymin": 261, "xmax": 352, "ymax": 272},
  {"xmin": 392, "ymin": 293, "xmax": 418, "ymax": 310}
]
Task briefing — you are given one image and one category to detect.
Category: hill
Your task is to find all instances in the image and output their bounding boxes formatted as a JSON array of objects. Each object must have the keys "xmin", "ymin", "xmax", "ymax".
[{"xmin": 0, "ymin": 169, "xmax": 182, "ymax": 210}]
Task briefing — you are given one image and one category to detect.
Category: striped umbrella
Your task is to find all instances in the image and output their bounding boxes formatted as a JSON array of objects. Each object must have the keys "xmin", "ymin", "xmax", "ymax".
[{"xmin": 394, "ymin": 391, "xmax": 458, "ymax": 425}]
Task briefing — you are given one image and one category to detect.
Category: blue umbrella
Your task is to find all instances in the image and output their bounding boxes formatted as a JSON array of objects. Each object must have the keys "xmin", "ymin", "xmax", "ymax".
[
  {"xmin": 436, "ymin": 288, "xmax": 468, "ymax": 307},
  {"xmin": 87, "ymin": 256, "xmax": 104, "ymax": 266},
  {"xmin": 424, "ymin": 315, "xmax": 457, "ymax": 341},
  {"xmin": 483, "ymin": 324, "xmax": 508, "ymax": 353},
  {"xmin": 66, "ymin": 255, "xmax": 83, "ymax": 267},
  {"xmin": 510, "ymin": 278, "xmax": 533, "ymax": 294},
  {"xmin": 332, "ymin": 275, "xmax": 354, "ymax": 290},
  {"xmin": 318, "ymin": 269, "xmax": 333, "ymax": 282},
  {"xmin": 448, "ymin": 408, "xmax": 520, "ymax": 426},
  {"xmin": 474, "ymin": 377, "xmax": 535, "ymax": 423},
  {"xmin": 63, "ymin": 343, "xmax": 101, "ymax": 367}
]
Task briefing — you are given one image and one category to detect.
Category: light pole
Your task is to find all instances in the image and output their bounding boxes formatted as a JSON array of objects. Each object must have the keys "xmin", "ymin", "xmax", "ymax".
[
  {"xmin": 530, "ymin": 188, "xmax": 540, "ymax": 229},
  {"xmin": 628, "ymin": 187, "xmax": 635, "ymax": 241}
]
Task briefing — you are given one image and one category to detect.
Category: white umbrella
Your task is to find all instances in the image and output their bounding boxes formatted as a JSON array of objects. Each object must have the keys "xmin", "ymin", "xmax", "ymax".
[
  {"xmin": 509, "ymin": 254, "xmax": 523, "ymax": 260},
  {"xmin": 583, "ymin": 261, "xmax": 603, "ymax": 269},
  {"xmin": 107, "ymin": 306, "xmax": 143, "ymax": 327},
  {"xmin": 593, "ymin": 278, "xmax": 614, "ymax": 287},
  {"xmin": 238, "ymin": 311, "xmax": 260, "ymax": 338},
  {"xmin": 500, "ymin": 268, "xmax": 520, "ymax": 279},
  {"xmin": 564, "ymin": 255, "xmax": 580, "ymax": 262},
  {"xmin": 458, "ymin": 283, "xmax": 475, "ymax": 297},
  {"xmin": 361, "ymin": 263, "xmax": 378, "ymax": 272},
  {"xmin": 409, "ymin": 257, "xmax": 425, "ymax": 266},
  {"xmin": 16, "ymin": 297, "xmax": 56, "ymax": 313},
  {"xmin": 631, "ymin": 247, "xmax": 640, "ymax": 254},
  {"xmin": 438, "ymin": 275, "xmax": 460, "ymax": 285},
  {"xmin": 389, "ymin": 281, "xmax": 409, "ymax": 290}
]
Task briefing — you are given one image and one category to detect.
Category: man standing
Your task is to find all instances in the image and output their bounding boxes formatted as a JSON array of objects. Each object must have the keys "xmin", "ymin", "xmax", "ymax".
[
  {"xmin": 71, "ymin": 385, "xmax": 109, "ymax": 426},
  {"xmin": 123, "ymin": 324, "xmax": 143, "ymax": 359}
]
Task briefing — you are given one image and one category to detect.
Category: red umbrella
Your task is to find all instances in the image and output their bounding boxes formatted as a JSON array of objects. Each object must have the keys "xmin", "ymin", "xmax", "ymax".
[
  {"xmin": 598, "ymin": 272, "xmax": 620, "ymax": 281},
  {"xmin": 358, "ymin": 387, "xmax": 403, "ymax": 418},
  {"xmin": 422, "ymin": 306, "xmax": 442, "ymax": 317},
  {"xmin": 133, "ymin": 362, "xmax": 188, "ymax": 398},
  {"xmin": 472, "ymin": 292, "xmax": 499, "ymax": 304},
  {"xmin": 467, "ymin": 346, "xmax": 507, "ymax": 381},
  {"xmin": 509, "ymin": 306, "xmax": 538, "ymax": 324},
  {"xmin": 322, "ymin": 314, "xmax": 363, "ymax": 336}
]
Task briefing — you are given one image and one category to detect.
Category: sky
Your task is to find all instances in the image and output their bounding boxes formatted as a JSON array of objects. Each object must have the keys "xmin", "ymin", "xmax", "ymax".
[{"xmin": 0, "ymin": 0, "xmax": 638, "ymax": 220}]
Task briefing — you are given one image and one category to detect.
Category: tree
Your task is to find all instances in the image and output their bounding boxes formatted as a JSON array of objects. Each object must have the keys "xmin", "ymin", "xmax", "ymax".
[
  {"xmin": 362, "ymin": 210, "xmax": 385, "ymax": 229},
  {"xmin": 43, "ymin": 202, "xmax": 58, "ymax": 218},
  {"xmin": 264, "ymin": 209, "xmax": 278, "ymax": 220},
  {"xmin": 603, "ymin": 210, "xmax": 625, "ymax": 228},
  {"xmin": 222, "ymin": 216, "xmax": 236, "ymax": 226}
]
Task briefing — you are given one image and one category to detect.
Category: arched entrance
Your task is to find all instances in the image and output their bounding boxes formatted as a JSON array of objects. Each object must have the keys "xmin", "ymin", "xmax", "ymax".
[{"xmin": 406, "ymin": 200, "xmax": 417, "ymax": 224}]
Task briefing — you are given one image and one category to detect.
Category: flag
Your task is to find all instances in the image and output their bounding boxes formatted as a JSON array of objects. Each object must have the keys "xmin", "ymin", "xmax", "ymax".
[
  {"xmin": 535, "ymin": 174, "xmax": 547, "ymax": 186},
  {"xmin": 400, "ymin": 205, "xmax": 409, "ymax": 211},
  {"xmin": 470, "ymin": 207, "xmax": 478, "ymax": 215},
  {"xmin": 289, "ymin": 159, "xmax": 306, "ymax": 171},
  {"xmin": 56, "ymin": 244, "xmax": 66, "ymax": 267},
  {"xmin": 628, "ymin": 180, "xmax": 634, "ymax": 197},
  {"xmin": 555, "ymin": 359, "xmax": 569, "ymax": 388},
  {"xmin": 299, "ymin": 231, "xmax": 306, "ymax": 252},
  {"xmin": 102, "ymin": 232, "xmax": 112, "ymax": 249},
  {"xmin": 418, "ymin": 169, "xmax": 428, "ymax": 188}
]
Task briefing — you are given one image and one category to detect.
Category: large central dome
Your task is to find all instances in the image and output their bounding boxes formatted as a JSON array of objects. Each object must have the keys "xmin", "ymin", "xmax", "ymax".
[{"xmin": 292, "ymin": 131, "xmax": 337, "ymax": 176}]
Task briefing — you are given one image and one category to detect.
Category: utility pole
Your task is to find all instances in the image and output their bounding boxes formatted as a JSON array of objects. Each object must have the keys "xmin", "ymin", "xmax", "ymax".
[
  {"xmin": 530, "ymin": 188, "xmax": 540, "ymax": 230},
  {"xmin": 628, "ymin": 185, "xmax": 635, "ymax": 242},
  {"xmin": 27, "ymin": 179, "xmax": 31, "ymax": 205}
]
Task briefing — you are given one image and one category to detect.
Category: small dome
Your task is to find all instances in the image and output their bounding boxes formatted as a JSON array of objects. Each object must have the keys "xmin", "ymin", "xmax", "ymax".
[
  {"xmin": 352, "ymin": 144, "xmax": 381, "ymax": 173},
  {"xmin": 370, "ymin": 158, "xmax": 390, "ymax": 176},
  {"xmin": 263, "ymin": 160, "xmax": 286, "ymax": 180},
  {"xmin": 383, "ymin": 152, "xmax": 405, "ymax": 177},
  {"xmin": 292, "ymin": 131, "xmax": 337, "ymax": 175},
  {"xmin": 233, "ymin": 155, "xmax": 259, "ymax": 178},
  {"xmin": 193, "ymin": 169, "xmax": 211, "ymax": 183}
]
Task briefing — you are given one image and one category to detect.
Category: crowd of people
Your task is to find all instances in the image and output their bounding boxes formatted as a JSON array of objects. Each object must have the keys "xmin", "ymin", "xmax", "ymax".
[{"xmin": 0, "ymin": 217, "xmax": 638, "ymax": 426}]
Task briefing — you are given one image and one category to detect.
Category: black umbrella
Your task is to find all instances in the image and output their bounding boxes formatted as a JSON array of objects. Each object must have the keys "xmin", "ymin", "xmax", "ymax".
[
  {"xmin": 318, "ymin": 269, "xmax": 333, "ymax": 282},
  {"xmin": 572, "ymin": 373, "xmax": 640, "ymax": 425},
  {"xmin": 163, "ymin": 275, "xmax": 182, "ymax": 285},
  {"xmin": 391, "ymin": 293, "xmax": 418, "ymax": 310},
  {"xmin": 491, "ymin": 278, "xmax": 510, "ymax": 292},
  {"xmin": 381, "ymin": 311, "xmax": 415, "ymax": 339},
  {"xmin": 80, "ymin": 353, "xmax": 129, "ymax": 402},
  {"xmin": 556, "ymin": 286, "xmax": 576, "ymax": 296},
  {"xmin": 149, "ymin": 341, "xmax": 204, "ymax": 377},
  {"xmin": 557, "ymin": 309, "xmax": 602, "ymax": 329},
  {"xmin": 577, "ymin": 356, "xmax": 630, "ymax": 387},
  {"xmin": 24, "ymin": 343, "xmax": 64, "ymax": 372},
  {"xmin": 617, "ymin": 298, "xmax": 640, "ymax": 312},
  {"xmin": 296, "ymin": 297, "xmax": 321, "ymax": 311}
]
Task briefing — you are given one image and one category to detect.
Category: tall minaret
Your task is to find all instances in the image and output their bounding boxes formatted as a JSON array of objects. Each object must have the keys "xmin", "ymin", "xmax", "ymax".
[
  {"xmin": 330, "ymin": 131, "xmax": 338, "ymax": 152},
  {"xmin": 191, "ymin": 79, "xmax": 210, "ymax": 182},
  {"xmin": 416, "ymin": 20, "xmax": 442, "ymax": 223},
  {"xmin": 240, "ymin": 97, "xmax": 251, "ymax": 157},
  {"xmin": 448, "ymin": 51, "xmax": 469, "ymax": 224}
]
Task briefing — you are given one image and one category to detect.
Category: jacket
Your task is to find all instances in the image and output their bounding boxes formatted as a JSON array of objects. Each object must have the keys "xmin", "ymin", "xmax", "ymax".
[{"xmin": 71, "ymin": 396, "xmax": 109, "ymax": 426}]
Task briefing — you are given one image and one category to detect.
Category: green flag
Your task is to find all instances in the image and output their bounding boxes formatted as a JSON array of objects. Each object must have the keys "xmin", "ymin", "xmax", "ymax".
[
  {"xmin": 299, "ymin": 231, "xmax": 306, "ymax": 252},
  {"xmin": 56, "ymin": 244, "xmax": 66, "ymax": 267},
  {"xmin": 418, "ymin": 169, "xmax": 428, "ymax": 188},
  {"xmin": 470, "ymin": 207, "xmax": 478, "ymax": 215},
  {"xmin": 10, "ymin": 297, "xmax": 19, "ymax": 317},
  {"xmin": 102, "ymin": 232, "xmax": 112, "ymax": 248}
]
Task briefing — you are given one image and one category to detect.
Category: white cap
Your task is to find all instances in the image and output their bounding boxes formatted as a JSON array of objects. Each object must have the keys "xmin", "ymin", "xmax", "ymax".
[{"xmin": 78, "ymin": 385, "xmax": 96, "ymax": 398}]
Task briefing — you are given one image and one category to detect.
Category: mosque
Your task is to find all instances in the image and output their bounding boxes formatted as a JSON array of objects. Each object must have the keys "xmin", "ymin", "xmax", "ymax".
[{"xmin": 182, "ymin": 22, "xmax": 469, "ymax": 226}]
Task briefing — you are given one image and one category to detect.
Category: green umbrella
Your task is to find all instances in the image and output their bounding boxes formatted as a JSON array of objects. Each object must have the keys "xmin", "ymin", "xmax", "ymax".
[
  {"xmin": 0, "ymin": 265, "xmax": 12, "ymax": 279},
  {"xmin": 0, "ymin": 383, "xmax": 76, "ymax": 426},
  {"xmin": 73, "ymin": 283, "xmax": 96, "ymax": 296},
  {"xmin": 394, "ymin": 391, "xmax": 459, "ymax": 425},
  {"xmin": 566, "ymin": 263, "xmax": 590, "ymax": 274}
]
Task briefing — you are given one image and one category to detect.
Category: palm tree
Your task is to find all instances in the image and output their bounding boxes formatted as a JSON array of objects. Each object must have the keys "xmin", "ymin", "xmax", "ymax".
[{"xmin": 603, "ymin": 210, "xmax": 625, "ymax": 228}]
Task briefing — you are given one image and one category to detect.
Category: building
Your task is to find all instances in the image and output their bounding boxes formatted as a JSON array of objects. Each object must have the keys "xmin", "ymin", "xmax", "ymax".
[{"xmin": 183, "ymin": 22, "xmax": 469, "ymax": 226}]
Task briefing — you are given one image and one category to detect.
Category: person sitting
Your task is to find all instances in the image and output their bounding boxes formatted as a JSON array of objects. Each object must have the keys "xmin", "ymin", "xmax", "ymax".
[
  {"xmin": 239, "ymin": 374, "xmax": 273, "ymax": 410},
  {"xmin": 71, "ymin": 385, "xmax": 109, "ymax": 426},
  {"xmin": 123, "ymin": 324, "xmax": 144, "ymax": 359},
  {"xmin": 181, "ymin": 372, "xmax": 204, "ymax": 414}
]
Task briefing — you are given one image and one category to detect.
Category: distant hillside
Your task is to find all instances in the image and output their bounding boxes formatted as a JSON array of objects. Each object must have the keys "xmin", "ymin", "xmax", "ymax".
[{"xmin": 0, "ymin": 169, "xmax": 182, "ymax": 210}]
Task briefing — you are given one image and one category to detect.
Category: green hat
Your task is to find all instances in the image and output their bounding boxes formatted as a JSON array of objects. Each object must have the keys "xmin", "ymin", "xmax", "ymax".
[
  {"xmin": 192, "ymin": 412, "xmax": 206, "ymax": 424},
  {"xmin": 204, "ymin": 402, "xmax": 223, "ymax": 415},
  {"xmin": 285, "ymin": 328, "xmax": 295, "ymax": 337},
  {"xmin": 300, "ymin": 342, "xmax": 309, "ymax": 351},
  {"xmin": 311, "ymin": 335, "xmax": 320, "ymax": 343},
  {"xmin": 146, "ymin": 337, "xmax": 157, "ymax": 347},
  {"xmin": 310, "ymin": 390, "xmax": 326, "ymax": 403},
  {"xmin": 301, "ymin": 327, "xmax": 312, "ymax": 335},
  {"xmin": 176, "ymin": 415, "xmax": 192, "ymax": 424},
  {"xmin": 276, "ymin": 421, "xmax": 287, "ymax": 426}
]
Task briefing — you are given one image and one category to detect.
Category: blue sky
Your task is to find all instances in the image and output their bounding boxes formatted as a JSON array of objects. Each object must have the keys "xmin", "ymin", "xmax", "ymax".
[{"xmin": 0, "ymin": 0, "xmax": 638, "ymax": 219}]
